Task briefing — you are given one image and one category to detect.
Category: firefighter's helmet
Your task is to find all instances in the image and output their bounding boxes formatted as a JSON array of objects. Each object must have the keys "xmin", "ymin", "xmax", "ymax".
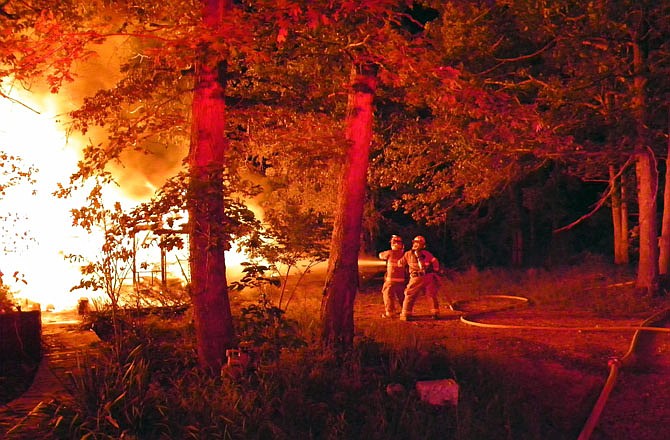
[{"xmin": 412, "ymin": 235, "xmax": 426, "ymax": 249}]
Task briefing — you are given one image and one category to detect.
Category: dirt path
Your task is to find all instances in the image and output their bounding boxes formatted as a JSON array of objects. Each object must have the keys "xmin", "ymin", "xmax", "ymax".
[{"xmin": 0, "ymin": 311, "xmax": 100, "ymax": 439}]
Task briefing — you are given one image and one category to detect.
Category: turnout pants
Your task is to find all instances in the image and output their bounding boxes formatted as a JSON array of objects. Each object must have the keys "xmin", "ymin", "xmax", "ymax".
[
  {"xmin": 381, "ymin": 280, "xmax": 405, "ymax": 315},
  {"xmin": 401, "ymin": 273, "xmax": 440, "ymax": 317}
]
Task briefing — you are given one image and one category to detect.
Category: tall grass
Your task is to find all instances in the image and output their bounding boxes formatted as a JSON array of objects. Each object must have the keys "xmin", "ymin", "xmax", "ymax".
[
  {"xmin": 38, "ymin": 255, "xmax": 662, "ymax": 439},
  {"xmin": 41, "ymin": 337, "xmax": 464, "ymax": 438},
  {"xmin": 38, "ymin": 323, "xmax": 572, "ymax": 439},
  {"xmin": 440, "ymin": 253, "xmax": 654, "ymax": 316},
  {"xmin": 42, "ymin": 332, "xmax": 576, "ymax": 439}
]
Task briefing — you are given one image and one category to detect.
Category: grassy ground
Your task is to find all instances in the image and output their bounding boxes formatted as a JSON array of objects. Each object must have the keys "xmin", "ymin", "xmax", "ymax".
[{"xmin": 13, "ymin": 253, "xmax": 670, "ymax": 439}]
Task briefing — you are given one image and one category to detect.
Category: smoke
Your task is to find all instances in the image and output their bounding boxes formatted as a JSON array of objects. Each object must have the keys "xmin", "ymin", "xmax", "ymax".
[
  {"xmin": 114, "ymin": 145, "xmax": 186, "ymax": 200},
  {"xmin": 0, "ymin": 36, "xmax": 188, "ymax": 309},
  {"xmin": 60, "ymin": 36, "xmax": 187, "ymax": 202}
]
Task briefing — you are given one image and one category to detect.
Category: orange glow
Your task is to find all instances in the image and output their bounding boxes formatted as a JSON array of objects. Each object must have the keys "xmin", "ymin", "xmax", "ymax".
[
  {"xmin": 1, "ymin": 87, "xmax": 101, "ymax": 310},
  {"xmin": 0, "ymin": 85, "xmax": 253, "ymax": 311}
]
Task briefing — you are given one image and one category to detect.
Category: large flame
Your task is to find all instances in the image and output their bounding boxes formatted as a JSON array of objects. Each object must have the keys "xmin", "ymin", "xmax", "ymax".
[
  {"xmin": 0, "ymin": 84, "xmax": 255, "ymax": 311},
  {"xmin": 0, "ymin": 87, "xmax": 101, "ymax": 310}
]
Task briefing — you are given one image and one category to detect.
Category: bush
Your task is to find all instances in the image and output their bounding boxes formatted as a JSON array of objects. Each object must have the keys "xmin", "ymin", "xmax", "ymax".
[
  {"xmin": 41, "ymin": 257, "xmax": 639, "ymax": 439},
  {"xmin": 236, "ymin": 294, "xmax": 307, "ymax": 363},
  {"xmin": 41, "ymin": 333, "xmax": 465, "ymax": 439}
]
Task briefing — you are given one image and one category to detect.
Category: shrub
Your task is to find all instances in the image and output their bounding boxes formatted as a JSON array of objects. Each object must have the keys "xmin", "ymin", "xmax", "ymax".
[
  {"xmin": 236, "ymin": 294, "xmax": 307, "ymax": 363},
  {"xmin": 40, "ymin": 315, "xmax": 469, "ymax": 439}
]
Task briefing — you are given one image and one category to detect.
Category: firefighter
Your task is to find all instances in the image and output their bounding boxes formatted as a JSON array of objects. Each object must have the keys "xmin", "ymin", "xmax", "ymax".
[
  {"xmin": 378, "ymin": 235, "xmax": 407, "ymax": 318},
  {"xmin": 397, "ymin": 235, "xmax": 441, "ymax": 321}
]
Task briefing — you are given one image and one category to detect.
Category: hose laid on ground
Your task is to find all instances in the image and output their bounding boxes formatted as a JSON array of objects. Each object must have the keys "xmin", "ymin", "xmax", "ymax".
[
  {"xmin": 451, "ymin": 295, "xmax": 670, "ymax": 440},
  {"xmin": 576, "ymin": 357, "xmax": 620, "ymax": 440},
  {"xmin": 454, "ymin": 295, "xmax": 670, "ymax": 333},
  {"xmin": 576, "ymin": 308, "xmax": 670, "ymax": 440}
]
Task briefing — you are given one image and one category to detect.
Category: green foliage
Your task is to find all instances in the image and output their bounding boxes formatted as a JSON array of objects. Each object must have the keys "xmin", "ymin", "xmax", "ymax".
[
  {"xmin": 235, "ymin": 294, "xmax": 307, "ymax": 363},
  {"xmin": 66, "ymin": 181, "xmax": 134, "ymax": 311},
  {"xmin": 256, "ymin": 212, "xmax": 329, "ymax": 309},
  {"xmin": 0, "ymin": 1, "xmax": 100, "ymax": 91},
  {"xmin": 41, "ymin": 317, "xmax": 567, "ymax": 439},
  {"xmin": 227, "ymin": 187, "xmax": 331, "ymax": 311},
  {"xmin": 39, "ymin": 258, "xmax": 652, "ymax": 439},
  {"xmin": 231, "ymin": 108, "xmax": 344, "ymax": 220},
  {"xmin": 41, "ymin": 322, "xmax": 467, "ymax": 439},
  {"xmin": 128, "ymin": 169, "xmax": 265, "ymax": 256},
  {"xmin": 258, "ymin": 202, "xmax": 331, "ymax": 266},
  {"xmin": 369, "ymin": 0, "xmax": 670, "ymax": 232},
  {"xmin": 229, "ymin": 262, "xmax": 282, "ymax": 293},
  {"xmin": 371, "ymin": 69, "xmax": 567, "ymax": 225},
  {"xmin": 47, "ymin": 345, "xmax": 168, "ymax": 439}
]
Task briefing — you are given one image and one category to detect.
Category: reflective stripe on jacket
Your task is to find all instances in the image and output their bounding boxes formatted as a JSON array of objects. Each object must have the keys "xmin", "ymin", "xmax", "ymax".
[
  {"xmin": 379, "ymin": 249, "xmax": 406, "ymax": 282},
  {"xmin": 398, "ymin": 249, "xmax": 439, "ymax": 276}
]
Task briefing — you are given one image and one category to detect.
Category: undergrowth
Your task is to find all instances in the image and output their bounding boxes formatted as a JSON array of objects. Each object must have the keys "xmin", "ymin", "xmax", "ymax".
[
  {"xmin": 34, "ymin": 255, "xmax": 665, "ymax": 439},
  {"xmin": 40, "ymin": 340, "xmax": 547, "ymax": 439},
  {"xmin": 441, "ymin": 253, "xmax": 659, "ymax": 316}
]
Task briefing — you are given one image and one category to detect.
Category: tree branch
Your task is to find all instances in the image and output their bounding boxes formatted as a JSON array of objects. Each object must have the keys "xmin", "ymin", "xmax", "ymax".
[
  {"xmin": 494, "ymin": 39, "xmax": 557, "ymax": 63},
  {"xmin": 477, "ymin": 39, "xmax": 557, "ymax": 76},
  {"xmin": 553, "ymin": 156, "xmax": 633, "ymax": 234},
  {"xmin": 0, "ymin": 89, "xmax": 41, "ymax": 114}
]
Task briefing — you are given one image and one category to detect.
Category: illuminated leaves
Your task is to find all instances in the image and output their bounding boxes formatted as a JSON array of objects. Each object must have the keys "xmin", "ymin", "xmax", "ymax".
[
  {"xmin": 67, "ymin": 180, "xmax": 135, "ymax": 306},
  {"xmin": 0, "ymin": 152, "xmax": 36, "ymax": 195},
  {"xmin": 1, "ymin": 3, "xmax": 104, "ymax": 92},
  {"xmin": 0, "ymin": 151, "xmax": 37, "ymax": 253},
  {"xmin": 370, "ymin": 0, "xmax": 668, "ymax": 227},
  {"xmin": 372, "ymin": 66, "xmax": 564, "ymax": 225}
]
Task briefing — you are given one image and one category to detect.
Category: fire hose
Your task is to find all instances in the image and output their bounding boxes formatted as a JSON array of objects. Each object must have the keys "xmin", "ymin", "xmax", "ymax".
[{"xmin": 450, "ymin": 295, "xmax": 670, "ymax": 440}]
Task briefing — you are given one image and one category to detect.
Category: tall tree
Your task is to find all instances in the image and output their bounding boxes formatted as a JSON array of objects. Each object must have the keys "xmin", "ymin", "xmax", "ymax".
[
  {"xmin": 321, "ymin": 63, "xmax": 377, "ymax": 348},
  {"xmin": 630, "ymin": 6, "xmax": 657, "ymax": 293},
  {"xmin": 1, "ymin": 0, "xmax": 262, "ymax": 371},
  {"xmin": 659, "ymin": 123, "xmax": 670, "ymax": 275},
  {"xmin": 188, "ymin": 0, "xmax": 235, "ymax": 372},
  {"xmin": 636, "ymin": 148, "xmax": 658, "ymax": 292},
  {"xmin": 234, "ymin": 0, "xmax": 428, "ymax": 348},
  {"xmin": 609, "ymin": 165, "xmax": 630, "ymax": 265},
  {"xmin": 372, "ymin": 1, "xmax": 572, "ymax": 236},
  {"xmin": 373, "ymin": 0, "xmax": 669, "ymax": 281},
  {"xmin": 535, "ymin": 0, "xmax": 668, "ymax": 292}
]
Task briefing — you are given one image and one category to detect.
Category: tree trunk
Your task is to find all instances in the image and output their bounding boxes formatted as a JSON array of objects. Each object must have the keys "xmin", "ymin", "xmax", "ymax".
[
  {"xmin": 631, "ymin": 25, "xmax": 658, "ymax": 295},
  {"xmin": 508, "ymin": 186, "xmax": 523, "ymax": 266},
  {"xmin": 188, "ymin": 0, "xmax": 234, "ymax": 372},
  {"xmin": 635, "ymin": 149, "xmax": 658, "ymax": 293},
  {"xmin": 321, "ymin": 63, "xmax": 377, "ymax": 349},
  {"xmin": 620, "ymin": 172, "xmax": 630, "ymax": 263},
  {"xmin": 610, "ymin": 165, "xmax": 627, "ymax": 264},
  {"xmin": 659, "ymin": 114, "xmax": 670, "ymax": 275},
  {"xmin": 512, "ymin": 229, "xmax": 523, "ymax": 267}
]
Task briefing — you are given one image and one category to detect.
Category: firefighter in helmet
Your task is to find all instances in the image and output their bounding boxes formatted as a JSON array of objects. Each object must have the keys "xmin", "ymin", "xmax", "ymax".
[
  {"xmin": 378, "ymin": 235, "xmax": 407, "ymax": 318},
  {"xmin": 397, "ymin": 235, "xmax": 441, "ymax": 321}
]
